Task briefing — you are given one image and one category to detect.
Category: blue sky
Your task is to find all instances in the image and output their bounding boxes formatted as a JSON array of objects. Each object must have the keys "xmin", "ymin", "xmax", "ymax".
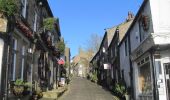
[{"xmin": 48, "ymin": 0, "xmax": 143, "ymax": 58}]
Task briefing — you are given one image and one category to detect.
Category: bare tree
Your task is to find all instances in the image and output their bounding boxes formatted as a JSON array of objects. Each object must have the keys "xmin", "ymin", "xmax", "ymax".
[
  {"xmin": 85, "ymin": 33, "xmax": 102, "ymax": 53},
  {"xmin": 84, "ymin": 33, "xmax": 102, "ymax": 60}
]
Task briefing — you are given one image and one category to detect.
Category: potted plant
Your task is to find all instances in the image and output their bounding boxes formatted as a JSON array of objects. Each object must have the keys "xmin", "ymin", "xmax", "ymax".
[
  {"xmin": 13, "ymin": 79, "xmax": 24, "ymax": 96},
  {"xmin": 90, "ymin": 72, "xmax": 98, "ymax": 83},
  {"xmin": 22, "ymin": 82, "xmax": 32, "ymax": 96},
  {"xmin": 113, "ymin": 82, "xmax": 126, "ymax": 99},
  {"xmin": 32, "ymin": 88, "xmax": 43, "ymax": 100},
  {"xmin": 124, "ymin": 87, "xmax": 131, "ymax": 100}
]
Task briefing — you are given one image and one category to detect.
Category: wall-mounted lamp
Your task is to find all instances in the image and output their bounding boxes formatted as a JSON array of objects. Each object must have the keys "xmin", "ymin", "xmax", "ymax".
[{"xmin": 39, "ymin": 1, "xmax": 43, "ymax": 6}]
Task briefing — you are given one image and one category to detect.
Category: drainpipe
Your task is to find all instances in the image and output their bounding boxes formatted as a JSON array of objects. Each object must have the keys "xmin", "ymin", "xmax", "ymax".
[
  {"xmin": 150, "ymin": 50, "xmax": 159, "ymax": 100},
  {"xmin": 4, "ymin": 41, "xmax": 10, "ymax": 100}
]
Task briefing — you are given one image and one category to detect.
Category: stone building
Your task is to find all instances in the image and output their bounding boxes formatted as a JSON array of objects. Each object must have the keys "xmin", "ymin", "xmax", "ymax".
[{"xmin": 0, "ymin": 0, "xmax": 61, "ymax": 99}]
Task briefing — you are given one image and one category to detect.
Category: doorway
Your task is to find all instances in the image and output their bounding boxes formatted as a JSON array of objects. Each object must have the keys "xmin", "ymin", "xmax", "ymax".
[{"xmin": 164, "ymin": 63, "xmax": 170, "ymax": 100}]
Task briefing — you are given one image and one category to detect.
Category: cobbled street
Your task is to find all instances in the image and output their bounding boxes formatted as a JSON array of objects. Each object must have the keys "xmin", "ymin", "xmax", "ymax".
[{"xmin": 59, "ymin": 77, "xmax": 116, "ymax": 100}]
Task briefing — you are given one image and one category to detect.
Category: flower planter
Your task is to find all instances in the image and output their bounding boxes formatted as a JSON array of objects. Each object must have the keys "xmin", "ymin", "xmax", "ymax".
[
  {"xmin": 13, "ymin": 85, "xmax": 24, "ymax": 96},
  {"xmin": 125, "ymin": 94, "xmax": 130, "ymax": 100},
  {"xmin": 22, "ymin": 88, "xmax": 30, "ymax": 96}
]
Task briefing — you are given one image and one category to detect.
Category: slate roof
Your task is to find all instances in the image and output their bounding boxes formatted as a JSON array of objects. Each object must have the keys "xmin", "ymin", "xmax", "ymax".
[
  {"xmin": 106, "ymin": 27, "xmax": 117, "ymax": 46},
  {"xmin": 118, "ymin": 20, "xmax": 133, "ymax": 42},
  {"xmin": 106, "ymin": 20, "xmax": 133, "ymax": 47}
]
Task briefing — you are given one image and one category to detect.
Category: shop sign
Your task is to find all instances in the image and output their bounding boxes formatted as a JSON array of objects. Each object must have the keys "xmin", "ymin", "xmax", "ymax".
[
  {"xmin": 58, "ymin": 58, "xmax": 65, "ymax": 65},
  {"xmin": 104, "ymin": 63, "xmax": 111, "ymax": 69},
  {"xmin": 0, "ymin": 18, "xmax": 7, "ymax": 32},
  {"xmin": 136, "ymin": 49, "xmax": 143, "ymax": 58}
]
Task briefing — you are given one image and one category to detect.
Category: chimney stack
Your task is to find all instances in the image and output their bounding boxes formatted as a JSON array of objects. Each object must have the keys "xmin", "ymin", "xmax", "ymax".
[{"xmin": 126, "ymin": 11, "xmax": 134, "ymax": 22}]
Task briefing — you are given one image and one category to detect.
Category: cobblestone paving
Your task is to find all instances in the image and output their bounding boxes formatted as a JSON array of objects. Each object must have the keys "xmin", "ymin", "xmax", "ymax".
[{"xmin": 59, "ymin": 77, "xmax": 116, "ymax": 100}]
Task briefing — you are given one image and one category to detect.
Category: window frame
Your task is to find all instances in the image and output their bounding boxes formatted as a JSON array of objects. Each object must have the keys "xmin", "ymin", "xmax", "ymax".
[
  {"xmin": 33, "ymin": 11, "xmax": 38, "ymax": 32},
  {"xmin": 21, "ymin": 46, "xmax": 25, "ymax": 80},
  {"xmin": 21, "ymin": 0, "xmax": 27, "ymax": 18},
  {"xmin": 11, "ymin": 38, "xmax": 18, "ymax": 81},
  {"xmin": 124, "ymin": 39, "xmax": 128, "ymax": 56}
]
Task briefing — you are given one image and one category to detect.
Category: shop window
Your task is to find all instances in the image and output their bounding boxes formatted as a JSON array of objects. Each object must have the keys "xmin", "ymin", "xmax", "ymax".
[
  {"xmin": 155, "ymin": 60, "xmax": 162, "ymax": 79},
  {"xmin": 138, "ymin": 62, "xmax": 152, "ymax": 94}
]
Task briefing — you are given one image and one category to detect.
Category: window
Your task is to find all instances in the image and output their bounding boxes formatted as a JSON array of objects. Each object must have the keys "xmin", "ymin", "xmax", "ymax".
[
  {"xmin": 139, "ymin": 22, "xmax": 145, "ymax": 42},
  {"xmin": 138, "ymin": 62, "xmax": 152, "ymax": 94},
  {"xmin": 111, "ymin": 66, "xmax": 114, "ymax": 79},
  {"xmin": 138, "ymin": 15, "xmax": 150, "ymax": 42},
  {"xmin": 155, "ymin": 60, "xmax": 162, "ymax": 79},
  {"xmin": 115, "ymin": 46, "xmax": 117, "ymax": 57},
  {"xmin": 51, "ymin": 35, "xmax": 54, "ymax": 46},
  {"xmin": 11, "ymin": 38, "xmax": 17, "ymax": 80},
  {"xmin": 33, "ymin": 11, "xmax": 38, "ymax": 32},
  {"xmin": 137, "ymin": 56, "xmax": 152, "ymax": 94},
  {"xmin": 21, "ymin": 0, "xmax": 27, "ymax": 18},
  {"xmin": 116, "ymin": 70, "xmax": 118, "ymax": 83},
  {"xmin": 124, "ymin": 40, "xmax": 128, "ymax": 56},
  {"xmin": 21, "ymin": 46, "xmax": 25, "ymax": 80}
]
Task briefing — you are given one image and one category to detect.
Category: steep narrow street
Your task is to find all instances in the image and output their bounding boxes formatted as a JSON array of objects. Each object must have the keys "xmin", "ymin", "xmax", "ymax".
[{"xmin": 59, "ymin": 77, "xmax": 116, "ymax": 100}]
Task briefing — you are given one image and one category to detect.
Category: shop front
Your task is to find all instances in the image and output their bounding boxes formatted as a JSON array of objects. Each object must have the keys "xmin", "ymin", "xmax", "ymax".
[
  {"xmin": 155, "ymin": 48, "xmax": 170, "ymax": 100},
  {"xmin": 134, "ymin": 54, "xmax": 153, "ymax": 100},
  {"xmin": 131, "ymin": 42, "xmax": 170, "ymax": 100}
]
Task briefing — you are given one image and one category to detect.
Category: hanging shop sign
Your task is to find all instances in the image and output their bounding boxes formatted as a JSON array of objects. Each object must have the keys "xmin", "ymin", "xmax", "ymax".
[
  {"xmin": 140, "ymin": 15, "xmax": 150, "ymax": 31},
  {"xmin": 0, "ymin": 18, "xmax": 7, "ymax": 33},
  {"xmin": 58, "ymin": 58, "xmax": 65, "ymax": 65},
  {"xmin": 103, "ymin": 63, "xmax": 111, "ymax": 69}
]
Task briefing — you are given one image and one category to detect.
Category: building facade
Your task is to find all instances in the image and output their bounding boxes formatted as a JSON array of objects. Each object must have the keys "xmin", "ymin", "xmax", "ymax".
[
  {"xmin": 119, "ymin": 0, "xmax": 170, "ymax": 100},
  {"xmin": 64, "ymin": 47, "xmax": 71, "ymax": 77},
  {"xmin": 0, "ymin": 0, "xmax": 62, "ymax": 99}
]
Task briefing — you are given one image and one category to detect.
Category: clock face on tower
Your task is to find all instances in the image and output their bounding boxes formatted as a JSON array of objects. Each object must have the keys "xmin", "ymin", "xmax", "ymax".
[{"xmin": 140, "ymin": 15, "xmax": 150, "ymax": 31}]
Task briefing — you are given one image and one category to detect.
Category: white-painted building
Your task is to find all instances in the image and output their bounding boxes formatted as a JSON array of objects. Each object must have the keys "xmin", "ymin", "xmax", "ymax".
[
  {"xmin": 125, "ymin": 0, "xmax": 170, "ymax": 100},
  {"xmin": 0, "ymin": 38, "xmax": 4, "ymax": 97},
  {"xmin": 119, "ymin": 37, "xmax": 131, "ymax": 87}
]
